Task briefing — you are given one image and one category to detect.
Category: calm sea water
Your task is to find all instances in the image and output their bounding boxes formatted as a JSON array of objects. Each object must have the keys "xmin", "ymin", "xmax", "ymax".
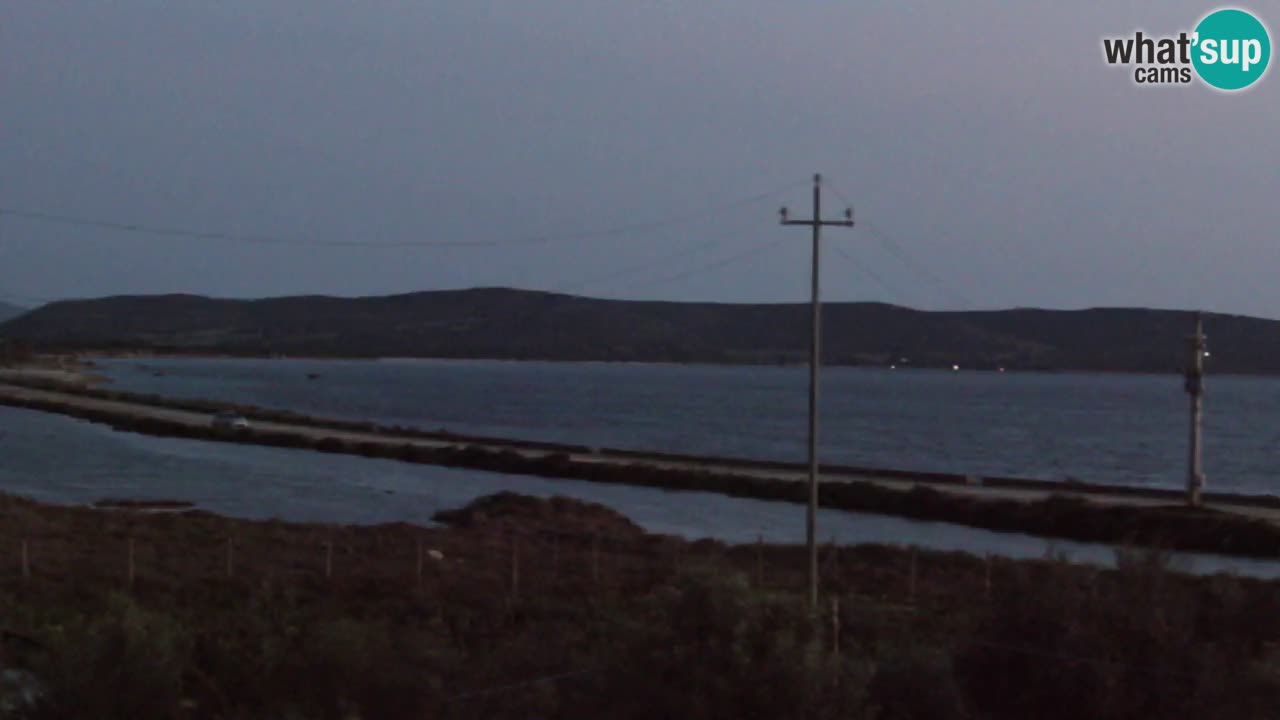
[
  {"xmin": 2, "ymin": 404, "xmax": 1277, "ymax": 578},
  {"xmin": 94, "ymin": 357, "xmax": 1280, "ymax": 494}
]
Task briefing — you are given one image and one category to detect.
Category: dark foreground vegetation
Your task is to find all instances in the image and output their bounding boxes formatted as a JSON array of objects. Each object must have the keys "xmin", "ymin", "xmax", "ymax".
[
  {"xmin": 3, "ymin": 382, "xmax": 1280, "ymax": 560},
  {"xmin": 4, "ymin": 287, "xmax": 1279, "ymax": 372},
  {"xmin": 0, "ymin": 491, "xmax": 1278, "ymax": 718},
  {"xmin": 0, "ymin": 341, "xmax": 33, "ymax": 367}
]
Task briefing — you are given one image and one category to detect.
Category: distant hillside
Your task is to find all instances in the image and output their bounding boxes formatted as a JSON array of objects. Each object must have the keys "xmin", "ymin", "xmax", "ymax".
[
  {"xmin": 0, "ymin": 287, "xmax": 1271, "ymax": 373},
  {"xmin": 0, "ymin": 302, "xmax": 26, "ymax": 324}
]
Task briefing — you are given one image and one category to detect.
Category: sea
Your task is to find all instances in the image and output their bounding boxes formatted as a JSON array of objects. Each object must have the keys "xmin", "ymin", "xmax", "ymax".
[
  {"xmin": 0, "ymin": 357, "xmax": 1277, "ymax": 576},
  {"xmin": 91, "ymin": 357, "xmax": 1280, "ymax": 493}
]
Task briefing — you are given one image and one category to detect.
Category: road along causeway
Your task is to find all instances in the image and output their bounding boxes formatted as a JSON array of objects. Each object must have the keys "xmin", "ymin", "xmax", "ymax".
[{"xmin": 2, "ymin": 375, "xmax": 1280, "ymax": 559}]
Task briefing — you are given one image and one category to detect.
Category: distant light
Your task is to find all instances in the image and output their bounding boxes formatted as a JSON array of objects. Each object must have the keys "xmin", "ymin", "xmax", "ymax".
[
  {"xmin": 1204, "ymin": 351, "xmax": 1211, "ymax": 358},
  {"xmin": 998, "ymin": 367, "xmax": 1006, "ymax": 373},
  {"xmin": 890, "ymin": 364, "xmax": 896, "ymax": 370},
  {"xmin": 952, "ymin": 364, "xmax": 960, "ymax": 371}
]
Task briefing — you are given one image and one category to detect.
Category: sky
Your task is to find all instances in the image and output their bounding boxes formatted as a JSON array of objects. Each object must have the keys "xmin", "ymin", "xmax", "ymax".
[{"xmin": 4, "ymin": 1, "xmax": 1279, "ymax": 315}]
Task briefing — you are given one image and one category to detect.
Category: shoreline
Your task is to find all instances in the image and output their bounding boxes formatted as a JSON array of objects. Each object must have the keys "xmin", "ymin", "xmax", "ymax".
[
  {"xmin": 2, "ymin": 368, "xmax": 1273, "ymax": 508},
  {"xmin": 3, "ymin": 376, "xmax": 1280, "ymax": 558},
  {"xmin": 54, "ymin": 349, "xmax": 1254, "ymax": 377},
  {"xmin": 0, "ymin": 356, "xmax": 110, "ymax": 386}
]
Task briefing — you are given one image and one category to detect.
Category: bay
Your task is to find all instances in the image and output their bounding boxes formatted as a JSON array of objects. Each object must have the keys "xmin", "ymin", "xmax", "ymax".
[
  {"xmin": 2, "ymin": 403, "xmax": 1277, "ymax": 578},
  {"xmin": 94, "ymin": 357, "xmax": 1280, "ymax": 494}
]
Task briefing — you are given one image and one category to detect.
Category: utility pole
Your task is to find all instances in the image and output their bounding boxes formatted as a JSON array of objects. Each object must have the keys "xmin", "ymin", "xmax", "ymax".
[
  {"xmin": 1185, "ymin": 311, "xmax": 1207, "ymax": 506},
  {"xmin": 780, "ymin": 174, "xmax": 853, "ymax": 609}
]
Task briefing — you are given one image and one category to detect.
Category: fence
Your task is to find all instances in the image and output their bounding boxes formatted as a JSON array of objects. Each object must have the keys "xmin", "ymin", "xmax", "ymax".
[
  {"xmin": 0, "ymin": 506, "xmax": 1013, "ymax": 615},
  {"xmin": 0, "ymin": 502, "xmax": 1232, "ymax": 714}
]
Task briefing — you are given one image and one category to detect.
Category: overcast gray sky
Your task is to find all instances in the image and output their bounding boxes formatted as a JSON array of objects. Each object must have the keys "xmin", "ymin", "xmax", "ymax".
[{"xmin": 4, "ymin": 1, "xmax": 1278, "ymax": 315}]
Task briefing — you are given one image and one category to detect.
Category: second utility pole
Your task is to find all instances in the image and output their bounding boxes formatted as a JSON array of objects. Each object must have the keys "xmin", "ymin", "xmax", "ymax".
[
  {"xmin": 780, "ymin": 173, "xmax": 853, "ymax": 609},
  {"xmin": 1185, "ymin": 311, "xmax": 1207, "ymax": 506}
]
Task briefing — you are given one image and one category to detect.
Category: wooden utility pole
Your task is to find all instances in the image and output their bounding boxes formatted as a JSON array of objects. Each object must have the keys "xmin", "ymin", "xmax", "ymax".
[
  {"xmin": 780, "ymin": 174, "xmax": 853, "ymax": 609},
  {"xmin": 1185, "ymin": 312, "xmax": 1207, "ymax": 506}
]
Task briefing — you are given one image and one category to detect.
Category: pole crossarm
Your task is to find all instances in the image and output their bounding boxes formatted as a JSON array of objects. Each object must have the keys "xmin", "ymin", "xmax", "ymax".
[{"xmin": 781, "ymin": 220, "xmax": 855, "ymax": 227}]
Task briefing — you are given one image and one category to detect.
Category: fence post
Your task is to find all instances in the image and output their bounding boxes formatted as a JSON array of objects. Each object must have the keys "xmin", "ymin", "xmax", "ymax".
[
  {"xmin": 591, "ymin": 534, "xmax": 600, "ymax": 587},
  {"xmin": 128, "ymin": 537, "xmax": 136, "ymax": 589},
  {"xmin": 984, "ymin": 555, "xmax": 992, "ymax": 599},
  {"xmin": 416, "ymin": 539, "xmax": 424, "ymax": 588},
  {"xmin": 831, "ymin": 596, "xmax": 841, "ymax": 660},
  {"xmin": 755, "ymin": 535, "xmax": 764, "ymax": 587},
  {"xmin": 325, "ymin": 539, "xmax": 333, "ymax": 580},
  {"xmin": 551, "ymin": 535, "xmax": 560, "ymax": 585},
  {"xmin": 829, "ymin": 539, "xmax": 839, "ymax": 586},
  {"xmin": 510, "ymin": 531, "xmax": 520, "ymax": 603},
  {"xmin": 20, "ymin": 539, "xmax": 29, "ymax": 582},
  {"xmin": 226, "ymin": 536, "xmax": 234, "ymax": 579},
  {"xmin": 908, "ymin": 546, "xmax": 918, "ymax": 604}
]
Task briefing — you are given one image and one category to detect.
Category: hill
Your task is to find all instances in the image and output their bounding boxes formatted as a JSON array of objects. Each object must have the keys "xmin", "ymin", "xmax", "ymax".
[
  {"xmin": 0, "ymin": 287, "xmax": 1270, "ymax": 373},
  {"xmin": 0, "ymin": 301, "xmax": 26, "ymax": 324}
]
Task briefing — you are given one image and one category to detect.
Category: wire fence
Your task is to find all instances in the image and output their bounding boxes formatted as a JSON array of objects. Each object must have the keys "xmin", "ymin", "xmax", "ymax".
[
  {"xmin": 0, "ymin": 504, "xmax": 1244, "ymax": 708},
  {"xmin": 0, "ymin": 508, "xmax": 1007, "ymax": 613}
]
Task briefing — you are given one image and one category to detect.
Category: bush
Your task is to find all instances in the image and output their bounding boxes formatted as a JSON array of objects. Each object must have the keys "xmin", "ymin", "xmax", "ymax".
[
  {"xmin": 867, "ymin": 646, "xmax": 968, "ymax": 720},
  {"xmin": 23, "ymin": 595, "xmax": 188, "ymax": 719},
  {"xmin": 954, "ymin": 557, "xmax": 1280, "ymax": 719},
  {"xmin": 567, "ymin": 571, "xmax": 874, "ymax": 719}
]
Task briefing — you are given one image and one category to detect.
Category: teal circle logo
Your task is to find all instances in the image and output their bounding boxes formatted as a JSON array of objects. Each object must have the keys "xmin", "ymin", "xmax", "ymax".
[{"xmin": 1192, "ymin": 8, "xmax": 1271, "ymax": 90}]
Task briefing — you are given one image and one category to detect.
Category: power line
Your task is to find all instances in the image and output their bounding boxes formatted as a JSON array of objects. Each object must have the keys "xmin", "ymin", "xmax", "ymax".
[
  {"xmin": 0, "ymin": 290, "xmax": 56, "ymax": 305},
  {"xmin": 0, "ymin": 232, "xmax": 782, "ymax": 307},
  {"xmin": 0, "ymin": 180, "xmax": 806, "ymax": 250},
  {"xmin": 823, "ymin": 179, "xmax": 975, "ymax": 308},
  {"xmin": 827, "ymin": 241, "xmax": 908, "ymax": 306},
  {"xmin": 549, "ymin": 224, "xmax": 751, "ymax": 295},
  {"xmin": 619, "ymin": 235, "xmax": 791, "ymax": 292},
  {"xmin": 859, "ymin": 221, "xmax": 973, "ymax": 307}
]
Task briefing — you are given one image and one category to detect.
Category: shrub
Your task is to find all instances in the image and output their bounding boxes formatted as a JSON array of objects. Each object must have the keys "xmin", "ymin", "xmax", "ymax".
[
  {"xmin": 567, "ymin": 571, "xmax": 874, "ymax": 719},
  {"xmin": 954, "ymin": 557, "xmax": 1280, "ymax": 719},
  {"xmin": 23, "ymin": 595, "xmax": 188, "ymax": 719},
  {"xmin": 867, "ymin": 646, "xmax": 968, "ymax": 720}
]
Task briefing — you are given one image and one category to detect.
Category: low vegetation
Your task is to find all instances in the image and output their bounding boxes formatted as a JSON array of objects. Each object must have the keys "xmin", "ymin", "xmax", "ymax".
[
  {"xmin": 0, "ymin": 341, "xmax": 33, "ymax": 367},
  {"xmin": 0, "ymin": 492, "xmax": 1278, "ymax": 718}
]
